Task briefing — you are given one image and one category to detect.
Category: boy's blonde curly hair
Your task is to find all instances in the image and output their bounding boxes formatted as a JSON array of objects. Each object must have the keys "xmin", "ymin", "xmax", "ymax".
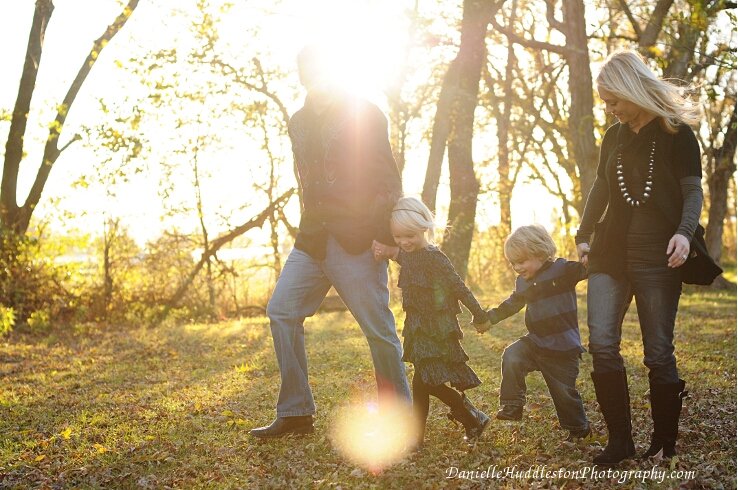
[{"xmin": 504, "ymin": 224, "xmax": 557, "ymax": 263}]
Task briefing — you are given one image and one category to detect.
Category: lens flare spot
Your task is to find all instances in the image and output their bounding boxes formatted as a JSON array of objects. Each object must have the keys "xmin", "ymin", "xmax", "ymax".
[{"xmin": 330, "ymin": 398, "xmax": 418, "ymax": 473}]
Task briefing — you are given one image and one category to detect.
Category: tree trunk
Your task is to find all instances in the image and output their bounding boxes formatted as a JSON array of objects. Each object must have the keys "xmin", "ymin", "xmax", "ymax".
[
  {"xmin": 496, "ymin": 0, "xmax": 517, "ymax": 236},
  {"xmin": 706, "ymin": 104, "xmax": 737, "ymax": 263},
  {"xmin": 442, "ymin": 0, "xmax": 495, "ymax": 279},
  {"xmin": 664, "ymin": 36, "xmax": 699, "ymax": 80},
  {"xmin": 618, "ymin": 0, "xmax": 674, "ymax": 53},
  {"xmin": 639, "ymin": 0, "xmax": 674, "ymax": 50},
  {"xmin": 102, "ymin": 218, "xmax": 116, "ymax": 317},
  {"xmin": 1, "ymin": 0, "xmax": 53, "ymax": 230},
  {"xmin": 422, "ymin": 67, "xmax": 457, "ymax": 212},
  {"xmin": 1, "ymin": 0, "xmax": 139, "ymax": 234},
  {"xmin": 659, "ymin": 1, "xmax": 734, "ymax": 269},
  {"xmin": 389, "ymin": 120, "xmax": 406, "ymax": 173},
  {"xmin": 194, "ymin": 158, "xmax": 216, "ymax": 314},
  {"xmin": 562, "ymin": 0, "xmax": 597, "ymax": 212}
]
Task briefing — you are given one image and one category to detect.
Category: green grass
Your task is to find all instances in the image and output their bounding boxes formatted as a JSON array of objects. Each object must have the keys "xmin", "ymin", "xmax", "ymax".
[{"xmin": 0, "ymin": 286, "xmax": 735, "ymax": 489}]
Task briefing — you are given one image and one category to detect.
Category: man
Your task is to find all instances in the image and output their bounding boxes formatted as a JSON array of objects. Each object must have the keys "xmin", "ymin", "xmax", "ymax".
[{"xmin": 250, "ymin": 45, "xmax": 411, "ymax": 438}]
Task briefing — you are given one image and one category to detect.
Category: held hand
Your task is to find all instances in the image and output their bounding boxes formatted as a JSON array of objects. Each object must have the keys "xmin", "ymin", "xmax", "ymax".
[
  {"xmin": 372, "ymin": 240, "xmax": 398, "ymax": 262},
  {"xmin": 372, "ymin": 240, "xmax": 387, "ymax": 262},
  {"xmin": 474, "ymin": 322, "xmax": 491, "ymax": 334},
  {"xmin": 576, "ymin": 243, "xmax": 590, "ymax": 268},
  {"xmin": 472, "ymin": 316, "xmax": 491, "ymax": 334},
  {"xmin": 666, "ymin": 234, "xmax": 691, "ymax": 268}
]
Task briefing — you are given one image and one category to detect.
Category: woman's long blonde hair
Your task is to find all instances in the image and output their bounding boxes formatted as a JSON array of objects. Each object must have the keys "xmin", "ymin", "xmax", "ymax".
[{"xmin": 596, "ymin": 50, "xmax": 701, "ymax": 133}]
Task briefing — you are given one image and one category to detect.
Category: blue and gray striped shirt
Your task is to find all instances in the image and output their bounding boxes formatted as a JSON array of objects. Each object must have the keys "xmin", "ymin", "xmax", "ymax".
[{"xmin": 488, "ymin": 258, "xmax": 587, "ymax": 355}]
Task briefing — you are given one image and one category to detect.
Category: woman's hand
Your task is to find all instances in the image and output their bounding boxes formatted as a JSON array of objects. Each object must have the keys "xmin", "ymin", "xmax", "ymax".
[
  {"xmin": 576, "ymin": 243, "xmax": 590, "ymax": 267},
  {"xmin": 666, "ymin": 234, "xmax": 691, "ymax": 268}
]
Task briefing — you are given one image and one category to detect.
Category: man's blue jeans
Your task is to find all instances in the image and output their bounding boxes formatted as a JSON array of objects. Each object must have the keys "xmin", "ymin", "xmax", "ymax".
[
  {"xmin": 266, "ymin": 236, "xmax": 411, "ymax": 417},
  {"xmin": 587, "ymin": 264, "xmax": 682, "ymax": 384},
  {"xmin": 499, "ymin": 339, "xmax": 589, "ymax": 431}
]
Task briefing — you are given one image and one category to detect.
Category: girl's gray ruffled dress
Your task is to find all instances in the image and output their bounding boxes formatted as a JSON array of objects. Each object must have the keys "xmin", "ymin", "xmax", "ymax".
[{"xmin": 396, "ymin": 245, "xmax": 486, "ymax": 391}]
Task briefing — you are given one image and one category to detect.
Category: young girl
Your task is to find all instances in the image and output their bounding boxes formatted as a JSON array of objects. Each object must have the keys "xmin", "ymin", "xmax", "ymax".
[{"xmin": 373, "ymin": 196, "xmax": 490, "ymax": 448}]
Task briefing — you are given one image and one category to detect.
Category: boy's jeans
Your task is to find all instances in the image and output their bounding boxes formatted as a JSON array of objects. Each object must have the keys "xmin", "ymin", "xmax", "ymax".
[
  {"xmin": 499, "ymin": 338, "xmax": 589, "ymax": 431},
  {"xmin": 587, "ymin": 265, "xmax": 681, "ymax": 384},
  {"xmin": 266, "ymin": 236, "xmax": 411, "ymax": 417}
]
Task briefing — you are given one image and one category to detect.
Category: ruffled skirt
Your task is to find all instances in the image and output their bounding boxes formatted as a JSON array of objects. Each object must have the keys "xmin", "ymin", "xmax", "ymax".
[{"xmin": 401, "ymin": 310, "xmax": 481, "ymax": 391}]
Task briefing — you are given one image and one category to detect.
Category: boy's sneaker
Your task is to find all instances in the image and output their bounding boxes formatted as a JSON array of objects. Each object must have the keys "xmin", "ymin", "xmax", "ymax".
[
  {"xmin": 566, "ymin": 424, "xmax": 592, "ymax": 442},
  {"xmin": 496, "ymin": 405, "xmax": 523, "ymax": 421}
]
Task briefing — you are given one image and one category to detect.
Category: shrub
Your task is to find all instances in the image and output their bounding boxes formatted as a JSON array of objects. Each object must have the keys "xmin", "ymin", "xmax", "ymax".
[
  {"xmin": 0, "ymin": 230, "xmax": 71, "ymax": 324},
  {"xmin": 0, "ymin": 306, "xmax": 15, "ymax": 336},
  {"xmin": 27, "ymin": 310, "xmax": 51, "ymax": 331}
]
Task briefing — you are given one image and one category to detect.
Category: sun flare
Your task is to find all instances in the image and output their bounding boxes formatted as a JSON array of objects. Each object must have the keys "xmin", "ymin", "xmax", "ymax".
[
  {"xmin": 329, "ymin": 398, "xmax": 418, "ymax": 473},
  {"xmin": 299, "ymin": 0, "xmax": 410, "ymax": 99}
]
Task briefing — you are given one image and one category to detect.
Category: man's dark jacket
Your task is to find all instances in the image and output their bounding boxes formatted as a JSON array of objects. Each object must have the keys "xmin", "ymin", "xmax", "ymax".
[{"xmin": 288, "ymin": 94, "xmax": 402, "ymax": 260}]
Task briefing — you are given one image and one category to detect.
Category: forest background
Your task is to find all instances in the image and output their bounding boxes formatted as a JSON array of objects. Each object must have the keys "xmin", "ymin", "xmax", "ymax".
[
  {"xmin": 0, "ymin": 0, "xmax": 735, "ymax": 339},
  {"xmin": 1, "ymin": 1, "xmax": 736, "ymax": 488}
]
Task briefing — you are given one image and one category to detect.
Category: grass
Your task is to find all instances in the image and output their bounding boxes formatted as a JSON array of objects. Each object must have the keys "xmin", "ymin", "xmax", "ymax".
[{"xmin": 0, "ymin": 286, "xmax": 735, "ymax": 489}]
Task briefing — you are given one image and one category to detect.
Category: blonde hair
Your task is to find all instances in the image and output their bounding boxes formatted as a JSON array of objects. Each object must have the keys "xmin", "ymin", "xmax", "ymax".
[
  {"xmin": 596, "ymin": 50, "xmax": 701, "ymax": 133},
  {"xmin": 504, "ymin": 224, "xmax": 557, "ymax": 263},
  {"xmin": 391, "ymin": 197, "xmax": 439, "ymax": 244}
]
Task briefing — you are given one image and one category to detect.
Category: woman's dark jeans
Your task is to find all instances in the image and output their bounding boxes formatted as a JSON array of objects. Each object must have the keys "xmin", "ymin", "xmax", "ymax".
[{"xmin": 587, "ymin": 263, "xmax": 682, "ymax": 384}]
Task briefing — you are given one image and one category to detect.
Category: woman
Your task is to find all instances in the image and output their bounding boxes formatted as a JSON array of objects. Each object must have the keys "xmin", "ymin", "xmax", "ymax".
[{"xmin": 575, "ymin": 50, "xmax": 702, "ymax": 466}]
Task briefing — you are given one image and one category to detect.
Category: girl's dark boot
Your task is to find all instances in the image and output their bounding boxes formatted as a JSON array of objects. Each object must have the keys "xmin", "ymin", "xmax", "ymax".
[
  {"xmin": 412, "ymin": 417, "xmax": 426, "ymax": 452},
  {"xmin": 448, "ymin": 394, "xmax": 490, "ymax": 443},
  {"xmin": 591, "ymin": 370, "xmax": 636, "ymax": 466},
  {"xmin": 640, "ymin": 379, "xmax": 688, "ymax": 459}
]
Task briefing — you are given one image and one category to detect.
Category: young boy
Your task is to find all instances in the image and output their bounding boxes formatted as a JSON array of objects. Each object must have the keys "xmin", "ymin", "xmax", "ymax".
[{"xmin": 477, "ymin": 224, "xmax": 591, "ymax": 440}]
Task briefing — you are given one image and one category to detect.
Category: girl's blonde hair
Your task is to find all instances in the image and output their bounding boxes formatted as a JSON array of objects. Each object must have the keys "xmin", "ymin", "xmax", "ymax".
[
  {"xmin": 596, "ymin": 50, "xmax": 701, "ymax": 133},
  {"xmin": 504, "ymin": 224, "xmax": 556, "ymax": 263},
  {"xmin": 391, "ymin": 196, "xmax": 438, "ymax": 243}
]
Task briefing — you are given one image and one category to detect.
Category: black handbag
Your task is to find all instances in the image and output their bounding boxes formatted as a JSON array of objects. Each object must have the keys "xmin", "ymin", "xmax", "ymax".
[{"xmin": 681, "ymin": 224, "xmax": 723, "ymax": 285}]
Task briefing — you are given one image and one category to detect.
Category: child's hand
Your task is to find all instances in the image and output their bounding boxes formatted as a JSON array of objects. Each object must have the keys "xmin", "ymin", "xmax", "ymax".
[
  {"xmin": 577, "ymin": 243, "xmax": 590, "ymax": 267},
  {"xmin": 474, "ymin": 321, "xmax": 491, "ymax": 334},
  {"xmin": 472, "ymin": 314, "xmax": 491, "ymax": 334}
]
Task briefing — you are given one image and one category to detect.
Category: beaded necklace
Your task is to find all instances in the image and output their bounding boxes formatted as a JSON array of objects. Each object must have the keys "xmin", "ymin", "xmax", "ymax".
[{"xmin": 616, "ymin": 139, "xmax": 655, "ymax": 207}]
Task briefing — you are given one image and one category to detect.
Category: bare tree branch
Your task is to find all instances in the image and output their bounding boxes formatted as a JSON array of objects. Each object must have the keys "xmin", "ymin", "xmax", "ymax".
[
  {"xmin": 490, "ymin": 14, "xmax": 573, "ymax": 56},
  {"xmin": 544, "ymin": 0, "xmax": 565, "ymax": 33},
  {"xmin": 58, "ymin": 134, "xmax": 81, "ymax": 155},
  {"xmin": 213, "ymin": 57, "xmax": 291, "ymax": 130},
  {"xmin": 640, "ymin": 0, "xmax": 675, "ymax": 49},
  {"xmin": 597, "ymin": 33, "xmax": 639, "ymax": 42},
  {"xmin": 16, "ymin": 0, "xmax": 140, "ymax": 233},
  {"xmin": 618, "ymin": 0, "xmax": 642, "ymax": 38},
  {"xmin": 159, "ymin": 188, "xmax": 295, "ymax": 321}
]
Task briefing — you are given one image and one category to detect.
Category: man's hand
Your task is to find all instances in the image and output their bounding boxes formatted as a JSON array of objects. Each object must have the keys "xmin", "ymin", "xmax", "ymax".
[{"xmin": 372, "ymin": 240, "xmax": 398, "ymax": 262}]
